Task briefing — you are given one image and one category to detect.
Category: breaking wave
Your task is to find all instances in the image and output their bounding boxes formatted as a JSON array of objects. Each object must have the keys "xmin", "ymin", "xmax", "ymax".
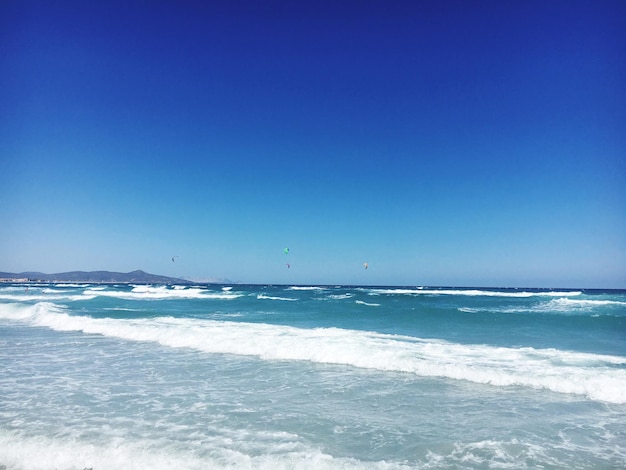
[
  {"xmin": 367, "ymin": 288, "xmax": 583, "ymax": 298},
  {"xmin": 2, "ymin": 301, "xmax": 625, "ymax": 404}
]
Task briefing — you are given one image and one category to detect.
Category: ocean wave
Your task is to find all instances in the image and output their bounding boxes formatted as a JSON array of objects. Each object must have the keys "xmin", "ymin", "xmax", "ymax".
[
  {"xmin": 355, "ymin": 300, "xmax": 380, "ymax": 307},
  {"xmin": 0, "ymin": 292, "xmax": 95, "ymax": 302},
  {"xmin": 0, "ymin": 286, "xmax": 28, "ymax": 292},
  {"xmin": 257, "ymin": 294, "xmax": 298, "ymax": 301},
  {"xmin": 471, "ymin": 298, "xmax": 626, "ymax": 315},
  {"xmin": 83, "ymin": 285, "xmax": 243, "ymax": 300},
  {"xmin": 102, "ymin": 307, "xmax": 144, "ymax": 312},
  {"xmin": 367, "ymin": 288, "xmax": 582, "ymax": 298},
  {"xmin": 458, "ymin": 307, "xmax": 479, "ymax": 313},
  {"xmin": 54, "ymin": 283, "xmax": 94, "ymax": 288},
  {"xmin": 0, "ymin": 429, "xmax": 406, "ymax": 470},
  {"xmin": 327, "ymin": 294, "xmax": 354, "ymax": 300},
  {"xmin": 420, "ymin": 437, "xmax": 600, "ymax": 469},
  {"xmin": 2, "ymin": 302, "xmax": 625, "ymax": 404},
  {"xmin": 41, "ymin": 288, "xmax": 70, "ymax": 294},
  {"xmin": 287, "ymin": 286, "xmax": 327, "ymax": 291},
  {"xmin": 546, "ymin": 297, "xmax": 626, "ymax": 309},
  {"xmin": 0, "ymin": 284, "xmax": 243, "ymax": 302}
]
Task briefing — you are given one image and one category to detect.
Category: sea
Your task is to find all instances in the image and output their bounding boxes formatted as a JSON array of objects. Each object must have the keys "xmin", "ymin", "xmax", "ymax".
[{"xmin": 0, "ymin": 283, "xmax": 625, "ymax": 469}]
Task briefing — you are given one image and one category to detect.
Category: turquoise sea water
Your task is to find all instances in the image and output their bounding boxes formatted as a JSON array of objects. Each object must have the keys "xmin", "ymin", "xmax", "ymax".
[{"xmin": 1, "ymin": 284, "xmax": 625, "ymax": 469}]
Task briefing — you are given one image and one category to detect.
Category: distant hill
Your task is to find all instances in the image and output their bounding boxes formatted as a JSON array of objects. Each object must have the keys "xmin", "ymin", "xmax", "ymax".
[{"xmin": 0, "ymin": 270, "xmax": 191, "ymax": 284}]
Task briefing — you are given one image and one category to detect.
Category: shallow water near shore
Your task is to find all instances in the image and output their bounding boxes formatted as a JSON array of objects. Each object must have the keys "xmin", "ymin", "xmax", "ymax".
[{"xmin": 1, "ymin": 284, "xmax": 625, "ymax": 468}]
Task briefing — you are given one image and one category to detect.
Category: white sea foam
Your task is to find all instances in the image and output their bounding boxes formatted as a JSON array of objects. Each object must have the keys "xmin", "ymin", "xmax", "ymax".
[
  {"xmin": 102, "ymin": 307, "xmax": 144, "ymax": 312},
  {"xmin": 367, "ymin": 288, "xmax": 582, "ymax": 298},
  {"xmin": 2, "ymin": 302, "xmax": 625, "ymax": 404},
  {"xmin": 421, "ymin": 438, "xmax": 570, "ymax": 469},
  {"xmin": 458, "ymin": 307, "xmax": 479, "ymax": 313},
  {"xmin": 82, "ymin": 285, "xmax": 243, "ymax": 300},
  {"xmin": 287, "ymin": 286, "xmax": 327, "ymax": 291},
  {"xmin": 0, "ymin": 429, "xmax": 407, "ymax": 470},
  {"xmin": 0, "ymin": 291, "xmax": 95, "ymax": 302},
  {"xmin": 257, "ymin": 294, "xmax": 298, "ymax": 301},
  {"xmin": 476, "ymin": 297, "xmax": 626, "ymax": 315},
  {"xmin": 0, "ymin": 286, "xmax": 27, "ymax": 292},
  {"xmin": 328, "ymin": 294, "xmax": 354, "ymax": 300},
  {"xmin": 54, "ymin": 283, "xmax": 93, "ymax": 288},
  {"xmin": 545, "ymin": 297, "xmax": 626, "ymax": 310},
  {"xmin": 355, "ymin": 300, "xmax": 380, "ymax": 307},
  {"xmin": 40, "ymin": 288, "xmax": 68, "ymax": 293}
]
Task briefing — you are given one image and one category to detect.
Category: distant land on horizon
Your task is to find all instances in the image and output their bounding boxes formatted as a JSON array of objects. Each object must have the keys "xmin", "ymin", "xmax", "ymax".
[
  {"xmin": 0, "ymin": 271, "xmax": 621, "ymax": 290},
  {"xmin": 0, "ymin": 270, "xmax": 192, "ymax": 284}
]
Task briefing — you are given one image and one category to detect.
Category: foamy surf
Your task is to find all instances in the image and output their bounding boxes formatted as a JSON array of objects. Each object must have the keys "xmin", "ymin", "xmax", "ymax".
[
  {"xmin": 83, "ymin": 285, "xmax": 244, "ymax": 300},
  {"xmin": 0, "ymin": 429, "xmax": 407, "ymax": 470},
  {"xmin": 2, "ymin": 301, "xmax": 625, "ymax": 404},
  {"xmin": 464, "ymin": 297, "xmax": 626, "ymax": 315},
  {"xmin": 2, "ymin": 284, "xmax": 625, "ymax": 469},
  {"xmin": 257, "ymin": 294, "xmax": 298, "ymax": 301},
  {"xmin": 367, "ymin": 288, "xmax": 583, "ymax": 297}
]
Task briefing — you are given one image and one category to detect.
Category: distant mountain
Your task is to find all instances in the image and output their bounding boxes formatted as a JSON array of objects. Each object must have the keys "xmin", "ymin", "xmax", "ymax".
[{"xmin": 0, "ymin": 270, "xmax": 191, "ymax": 284}]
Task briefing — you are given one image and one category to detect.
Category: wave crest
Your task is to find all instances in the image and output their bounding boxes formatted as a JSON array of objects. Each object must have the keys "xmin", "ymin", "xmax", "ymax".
[{"xmin": 2, "ymin": 302, "xmax": 625, "ymax": 404}]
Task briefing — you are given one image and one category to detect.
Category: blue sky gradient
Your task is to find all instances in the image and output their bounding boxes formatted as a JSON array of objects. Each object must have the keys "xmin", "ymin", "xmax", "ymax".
[{"xmin": 1, "ymin": 1, "xmax": 624, "ymax": 287}]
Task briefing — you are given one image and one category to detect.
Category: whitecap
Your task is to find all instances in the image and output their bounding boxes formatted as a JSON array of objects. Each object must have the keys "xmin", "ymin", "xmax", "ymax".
[
  {"xmin": 257, "ymin": 294, "xmax": 298, "ymax": 301},
  {"xmin": 82, "ymin": 285, "xmax": 243, "ymax": 301},
  {"xmin": 287, "ymin": 286, "xmax": 326, "ymax": 291},
  {"xmin": 367, "ymin": 288, "xmax": 582, "ymax": 298},
  {"xmin": 0, "ymin": 428, "xmax": 406, "ymax": 470},
  {"xmin": 3, "ymin": 301, "xmax": 625, "ymax": 404},
  {"xmin": 327, "ymin": 294, "xmax": 354, "ymax": 300}
]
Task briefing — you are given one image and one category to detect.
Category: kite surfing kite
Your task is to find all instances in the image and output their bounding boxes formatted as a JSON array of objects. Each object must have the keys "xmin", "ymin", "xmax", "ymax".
[
  {"xmin": 286, "ymin": 263, "xmax": 291, "ymax": 269},
  {"xmin": 284, "ymin": 248, "xmax": 290, "ymax": 255},
  {"xmin": 363, "ymin": 262, "xmax": 368, "ymax": 269},
  {"xmin": 172, "ymin": 256, "xmax": 179, "ymax": 263}
]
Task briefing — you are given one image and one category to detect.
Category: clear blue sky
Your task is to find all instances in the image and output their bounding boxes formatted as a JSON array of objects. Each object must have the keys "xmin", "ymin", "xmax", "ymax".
[{"xmin": 1, "ymin": 1, "xmax": 624, "ymax": 287}]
